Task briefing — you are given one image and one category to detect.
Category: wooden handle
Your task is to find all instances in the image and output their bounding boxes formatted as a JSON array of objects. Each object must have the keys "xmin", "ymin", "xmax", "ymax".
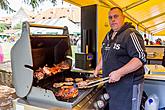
[
  {"xmin": 87, "ymin": 80, "xmax": 109, "ymax": 88},
  {"xmin": 87, "ymin": 77, "xmax": 109, "ymax": 85},
  {"xmin": 29, "ymin": 23, "xmax": 65, "ymax": 29}
]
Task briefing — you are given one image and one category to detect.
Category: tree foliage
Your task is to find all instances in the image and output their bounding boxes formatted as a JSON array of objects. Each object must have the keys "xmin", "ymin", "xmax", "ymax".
[
  {"xmin": 0, "ymin": 23, "xmax": 7, "ymax": 32},
  {"xmin": 0, "ymin": 0, "xmax": 57, "ymax": 12},
  {"xmin": 0, "ymin": 0, "xmax": 16, "ymax": 13}
]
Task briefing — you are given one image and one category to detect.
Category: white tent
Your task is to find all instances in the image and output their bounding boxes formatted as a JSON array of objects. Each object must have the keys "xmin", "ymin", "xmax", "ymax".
[
  {"xmin": 31, "ymin": 19, "xmax": 58, "ymax": 34},
  {"xmin": 30, "ymin": 17, "xmax": 80, "ymax": 35},
  {"xmin": 54, "ymin": 17, "xmax": 80, "ymax": 34}
]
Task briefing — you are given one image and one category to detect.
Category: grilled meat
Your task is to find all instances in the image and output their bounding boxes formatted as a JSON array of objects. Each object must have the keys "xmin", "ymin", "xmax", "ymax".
[
  {"xmin": 33, "ymin": 61, "xmax": 70, "ymax": 80},
  {"xmin": 55, "ymin": 86, "xmax": 78, "ymax": 99},
  {"xmin": 43, "ymin": 66, "xmax": 51, "ymax": 76},
  {"xmin": 50, "ymin": 66, "xmax": 61, "ymax": 75},
  {"xmin": 63, "ymin": 82, "xmax": 74, "ymax": 86},
  {"xmin": 53, "ymin": 83, "xmax": 64, "ymax": 88},
  {"xmin": 76, "ymin": 77, "xmax": 101, "ymax": 88},
  {"xmin": 57, "ymin": 61, "xmax": 70, "ymax": 70},
  {"xmin": 65, "ymin": 78, "xmax": 74, "ymax": 82},
  {"xmin": 76, "ymin": 81, "xmax": 88, "ymax": 88},
  {"xmin": 75, "ymin": 78, "xmax": 83, "ymax": 82},
  {"xmin": 34, "ymin": 68, "xmax": 45, "ymax": 80},
  {"xmin": 53, "ymin": 82, "xmax": 73, "ymax": 88}
]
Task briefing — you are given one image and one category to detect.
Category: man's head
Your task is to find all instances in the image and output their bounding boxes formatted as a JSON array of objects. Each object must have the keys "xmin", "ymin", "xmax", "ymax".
[{"xmin": 108, "ymin": 7, "xmax": 125, "ymax": 32}]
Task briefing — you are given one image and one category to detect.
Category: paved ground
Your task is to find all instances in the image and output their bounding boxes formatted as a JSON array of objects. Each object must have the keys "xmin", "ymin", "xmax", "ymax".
[{"xmin": 0, "ymin": 42, "xmax": 15, "ymax": 62}]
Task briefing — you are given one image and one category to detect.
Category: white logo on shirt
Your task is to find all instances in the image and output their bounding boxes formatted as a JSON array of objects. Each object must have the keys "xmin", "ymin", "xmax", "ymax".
[{"xmin": 113, "ymin": 43, "xmax": 120, "ymax": 50}]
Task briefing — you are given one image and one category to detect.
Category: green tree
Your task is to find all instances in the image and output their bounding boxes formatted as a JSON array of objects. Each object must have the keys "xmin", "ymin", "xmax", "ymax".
[
  {"xmin": 24, "ymin": 0, "xmax": 57, "ymax": 9},
  {"xmin": 0, "ymin": 23, "xmax": 7, "ymax": 32},
  {"xmin": 0, "ymin": 0, "xmax": 57, "ymax": 12},
  {"xmin": 0, "ymin": 0, "xmax": 15, "ymax": 13}
]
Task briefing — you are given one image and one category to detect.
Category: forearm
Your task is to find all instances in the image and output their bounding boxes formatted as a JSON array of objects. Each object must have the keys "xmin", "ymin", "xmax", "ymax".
[
  {"xmin": 97, "ymin": 57, "xmax": 103, "ymax": 69},
  {"xmin": 117, "ymin": 57, "xmax": 143, "ymax": 77},
  {"xmin": 96, "ymin": 57, "xmax": 102, "ymax": 70},
  {"xmin": 94, "ymin": 57, "xmax": 103, "ymax": 76}
]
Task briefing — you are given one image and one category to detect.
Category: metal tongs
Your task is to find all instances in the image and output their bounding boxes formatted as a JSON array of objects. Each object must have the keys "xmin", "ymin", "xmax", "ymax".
[{"xmin": 79, "ymin": 77, "xmax": 109, "ymax": 89}]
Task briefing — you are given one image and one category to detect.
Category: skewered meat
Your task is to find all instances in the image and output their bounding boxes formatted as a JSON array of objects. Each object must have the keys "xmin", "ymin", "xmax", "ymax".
[
  {"xmin": 43, "ymin": 66, "xmax": 51, "ymax": 76},
  {"xmin": 63, "ymin": 82, "xmax": 74, "ymax": 86},
  {"xmin": 50, "ymin": 66, "xmax": 61, "ymax": 74},
  {"xmin": 75, "ymin": 78, "xmax": 83, "ymax": 82},
  {"xmin": 57, "ymin": 61, "xmax": 70, "ymax": 70},
  {"xmin": 34, "ymin": 68, "xmax": 45, "ymax": 80},
  {"xmin": 65, "ymin": 78, "xmax": 74, "ymax": 82},
  {"xmin": 76, "ymin": 81, "xmax": 88, "ymax": 88},
  {"xmin": 53, "ymin": 83, "xmax": 64, "ymax": 88},
  {"xmin": 55, "ymin": 86, "xmax": 78, "ymax": 99},
  {"xmin": 35, "ymin": 71, "xmax": 44, "ymax": 80},
  {"xmin": 53, "ymin": 82, "xmax": 73, "ymax": 88}
]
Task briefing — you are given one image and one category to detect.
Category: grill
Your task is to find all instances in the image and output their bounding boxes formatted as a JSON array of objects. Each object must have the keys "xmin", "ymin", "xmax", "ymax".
[{"xmin": 11, "ymin": 22, "xmax": 108, "ymax": 109}]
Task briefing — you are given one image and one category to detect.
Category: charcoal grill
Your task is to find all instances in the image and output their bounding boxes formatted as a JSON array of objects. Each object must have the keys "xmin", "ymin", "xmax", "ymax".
[{"xmin": 11, "ymin": 21, "xmax": 108, "ymax": 109}]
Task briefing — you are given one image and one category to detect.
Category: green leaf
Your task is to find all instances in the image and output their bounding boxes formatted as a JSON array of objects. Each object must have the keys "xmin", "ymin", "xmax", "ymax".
[{"xmin": 0, "ymin": 23, "xmax": 7, "ymax": 32}]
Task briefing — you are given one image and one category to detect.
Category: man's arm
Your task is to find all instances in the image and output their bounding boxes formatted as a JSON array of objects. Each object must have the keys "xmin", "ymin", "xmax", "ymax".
[
  {"xmin": 109, "ymin": 57, "xmax": 142, "ymax": 83},
  {"xmin": 94, "ymin": 57, "xmax": 102, "ymax": 77},
  {"xmin": 109, "ymin": 30, "xmax": 146, "ymax": 83},
  {"xmin": 118, "ymin": 57, "xmax": 143, "ymax": 76}
]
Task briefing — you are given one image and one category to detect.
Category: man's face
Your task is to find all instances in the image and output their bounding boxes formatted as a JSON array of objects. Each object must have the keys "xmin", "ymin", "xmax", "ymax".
[{"xmin": 108, "ymin": 9, "xmax": 125, "ymax": 31}]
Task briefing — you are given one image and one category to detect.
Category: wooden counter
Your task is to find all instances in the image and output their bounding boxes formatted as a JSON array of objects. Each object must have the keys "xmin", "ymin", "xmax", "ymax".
[
  {"xmin": 145, "ymin": 45, "xmax": 164, "ymax": 64},
  {"xmin": 145, "ymin": 74, "xmax": 165, "ymax": 80},
  {"xmin": 145, "ymin": 45, "xmax": 165, "ymax": 47},
  {"xmin": 147, "ymin": 55, "xmax": 163, "ymax": 60},
  {"xmin": 145, "ymin": 64, "xmax": 165, "ymax": 74}
]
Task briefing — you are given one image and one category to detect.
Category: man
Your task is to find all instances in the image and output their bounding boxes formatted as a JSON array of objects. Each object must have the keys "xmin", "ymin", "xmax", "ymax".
[
  {"xmin": 94, "ymin": 7, "xmax": 146, "ymax": 110},
  {"xmin": 144, "ymin": 34, "xmax": 149, "ymax": 45}
]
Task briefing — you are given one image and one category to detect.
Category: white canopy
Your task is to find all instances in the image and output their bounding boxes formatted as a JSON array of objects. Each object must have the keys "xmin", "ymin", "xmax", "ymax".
[
  {"xmin": 54, "ymin": 17, "xmax": 80, "ymax": 34},
  {"xmin": 32, "ymin": 17, "xmax": 80, "ymax": 35}
]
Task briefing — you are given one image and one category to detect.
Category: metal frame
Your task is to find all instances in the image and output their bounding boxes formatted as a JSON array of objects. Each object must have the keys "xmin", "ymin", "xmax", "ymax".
[
  {"xmin": 122, "ymin": 0, "xmax": 149, "ymax": 11},
  {"xmin": 139, "ymin": 12, "xmax": 165, "ymax": 24},
  {"xmin": 151, "ymin": 27, "xmax": 165, "ymax": 34},
  {"xmin": 146, "ymin": 21, "xmax": 165, "ymax": 29},
  {"xmin": 107, "ymin": 0, "xmax": 165, "ymax": 33},
  {"xmin": 64, "ymin": 0, "xmax": 82, "ymax": 6}
]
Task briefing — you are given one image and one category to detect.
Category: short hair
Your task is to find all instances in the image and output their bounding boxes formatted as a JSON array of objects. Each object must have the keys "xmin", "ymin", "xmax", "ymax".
[{"xmin": 110, "ymin": 7, "xmax": 123, "ymax": 13}]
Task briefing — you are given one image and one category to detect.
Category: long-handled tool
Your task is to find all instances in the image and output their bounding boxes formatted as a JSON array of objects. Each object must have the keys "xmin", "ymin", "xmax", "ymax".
[{"xmin": 78, "ymin": 77, "xmax": 109, "ymax": 89}]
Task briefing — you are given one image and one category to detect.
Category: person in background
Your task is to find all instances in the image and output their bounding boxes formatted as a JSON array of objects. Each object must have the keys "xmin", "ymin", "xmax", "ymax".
[
  {"xmin": 155, "ymin": 38, "xmax": 162, "ymax": 45},
  {"xmin": 149, "ymin": 41, "xmax": 154, "ymax": 45},
  {"xmin": 94, "ymin": 7, "xmax": 146, "ymax": 110},
  {"xmin": 0, "ymin": 45, "xmax": 4, "ymax": 63},
  {"xmin": 144, "ymin": 34, "xmax": 149, "ymax": 45}
]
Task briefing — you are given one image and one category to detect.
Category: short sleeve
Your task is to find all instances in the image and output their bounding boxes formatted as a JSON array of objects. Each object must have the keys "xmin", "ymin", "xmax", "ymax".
[{"xmin": 126, "ymin": 31, "xmax": 147, "ymax": 64}]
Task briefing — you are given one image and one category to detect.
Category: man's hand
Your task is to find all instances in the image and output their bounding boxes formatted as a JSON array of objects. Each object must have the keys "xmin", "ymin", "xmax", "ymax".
[
  {"xmin": 94, "ymin": 66, "xmax": 100, "ymax": 77},
  {"xmin": 109, "ymin": 71, "xmax": 122, "ymax": 83}
]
